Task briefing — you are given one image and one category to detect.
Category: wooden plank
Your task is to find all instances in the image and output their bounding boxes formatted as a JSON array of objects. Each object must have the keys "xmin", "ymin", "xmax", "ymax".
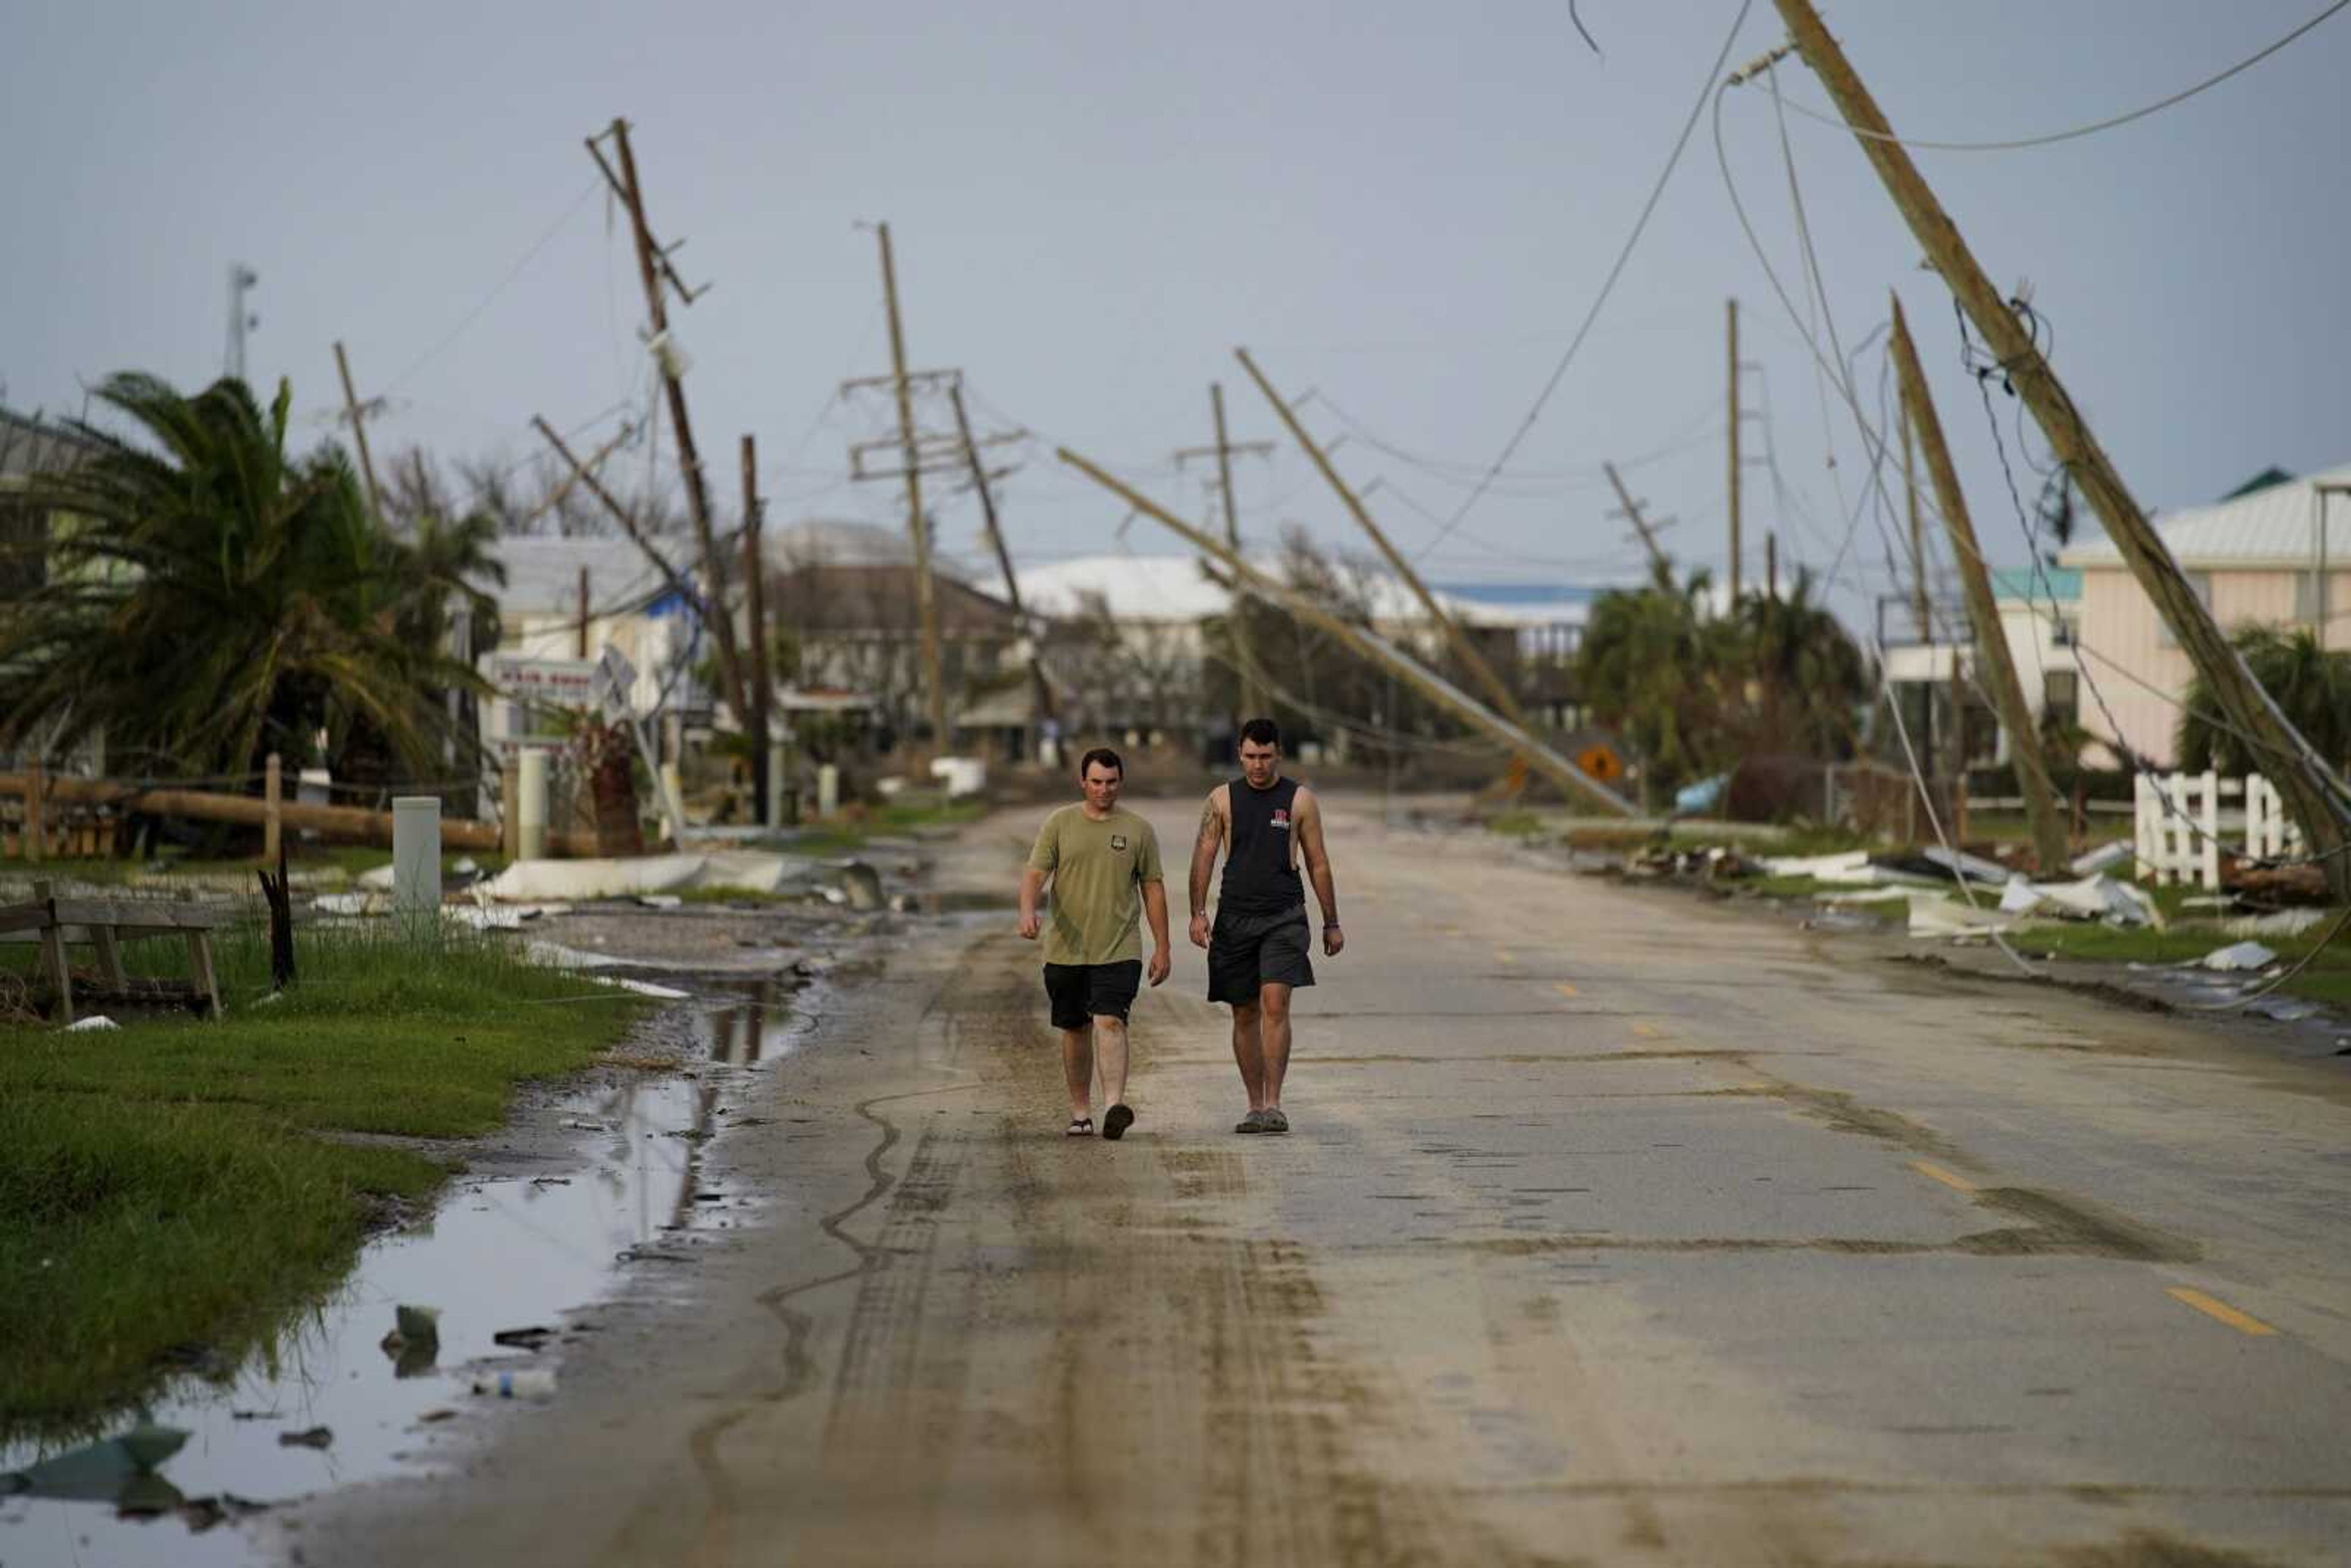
[
  {"xmin": 0, "ymin": 906, "xmax": 58, "ymax": 936},
  {"xmin": 90, "ymin": 925, "xmax": 129, "ymax": 988},
  {"xmin": 50, "ymin": 898, "xmax": 238, "ymax": 931},
  {"xmin": 187, "ymin": 930, "xmax": 222, "ymax": 1020},
  {"xmin": 32, "ymin": 879, "xmax": 70, "ymax": 1026}
]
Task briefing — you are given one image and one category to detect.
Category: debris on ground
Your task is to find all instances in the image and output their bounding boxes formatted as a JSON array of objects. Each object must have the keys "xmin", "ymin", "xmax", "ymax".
[
  {"xmin": 470, "ymin": 1367, "xmax": 558, "ymax": 1398},
  {"xmin": 0, "ymin": 1423, "xmax": 189, "ymax": 1503},
  {"xmin": 62, "ymin": 1015, "xmax": 120, "ymax": 1032},
  {"xmin": 2224, "ymin": 908, "xmax": 2329, "ymax": 939},
  {"xmin": 276, "ymin": 1426, "xmax": 333, "ymax": 1449},
  {"xmin": 2228, "ymin": 862, "xmax": 2330, "ymax": 906},
  {"xmin": 2201, "ymin": 941, "xmax": 2279, "ymax": 972},
  {"xmin": 492, "ymin": 1326, "xmax": 558, "ymax": 1351},
  {"xmin": 2069, "ymin": 841, "xmax": 2133, "ymax": 876},
  {"xmin": 478, "ymin": 851, "xmax": 826, "ymax": 904}
]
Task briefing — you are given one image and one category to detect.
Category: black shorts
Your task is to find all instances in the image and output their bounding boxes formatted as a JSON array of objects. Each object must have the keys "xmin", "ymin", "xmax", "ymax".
[
  {"xmin": 1207, "ymin": 905, "xmax": 1315, "ymax": 1005},
  {"xmin": 1042, "ymin": 960, "xmax": 1143, "ymax": 1030}
]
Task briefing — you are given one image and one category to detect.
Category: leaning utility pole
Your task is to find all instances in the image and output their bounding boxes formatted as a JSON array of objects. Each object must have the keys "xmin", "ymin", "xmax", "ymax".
[
  {"xmin": 532, "ymin": 415, "xmax": 691, "ymax": 598},
  {"xmin": 1727, "ymin": 298, "xmax": 1743, "ymax": 604},
  {"xmin": 1603, "ymin": 461, "xmax": 1672, "ymax": 577},
  {"xmin": 1174, "ymin": 384, "xmax": 1276, "ymax": 722},
  {"xmin": 949, "ymin": 383, "xmax": 1054, "ymax": 732},
  {"xmin": 741, "ymin": 434, "xmax": 773, "ymax": 825},
  {"xmin": 1235, "ymin": 349, "xmax": 1528, "ymax": 727},
  {"xmin": 875, "ymin": 222, "xmax": 948, "ymax": 751},
  {"xmin": 597, "ymin": 117, "xmax": 747, "ymax": 728},
  {"xmin": 1774, "ymin": 0, "xmax": 2351, "ymax": 892},
  {"xmin": 333, "ymin": 342, "xmax": 385, "ymax": 523},
  {"xmin": 1902, "ymin": 413, "xmax": 1929, "ymax": 640},
  {"xmin": 1889, "ymin": 296, "xmax": 2069, "ymax": 873},
  {"xmin": 1057, "ymin": 447, "xmax": 1633, "ymax": 817}
]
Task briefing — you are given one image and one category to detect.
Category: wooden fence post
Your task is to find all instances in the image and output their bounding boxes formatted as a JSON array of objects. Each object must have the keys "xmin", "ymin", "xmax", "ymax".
[{"xmin": 32, "ymin": 877, "xmax": 70, "ymax": 1026}]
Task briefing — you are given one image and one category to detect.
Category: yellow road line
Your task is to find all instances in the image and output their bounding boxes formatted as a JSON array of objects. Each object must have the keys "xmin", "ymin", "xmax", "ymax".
[
  {"xmin": 1554, "ymin": 982, "xmax": 1579, "ymax": 999},
  {"xmin": 1496, "ymin": 950, "xmax": 1515, "ymax": 965},
  {"xmin": 1631, "ymin": 1022, "xmax": 1662, "ymax": 1040},
  {"xmin": 2167, "ymin": 1287, "xmax": 2278, "ymax": 1337},
  {"xmin": 1908, "ymin": 1161, "xmax": 1978, "ymax": 1195}
]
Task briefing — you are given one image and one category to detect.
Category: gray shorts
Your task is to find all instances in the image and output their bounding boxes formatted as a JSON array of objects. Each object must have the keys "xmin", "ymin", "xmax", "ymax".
[{"xmin": 1207, "ymin": 905, "xmax": 1314, "ymax": 1005}]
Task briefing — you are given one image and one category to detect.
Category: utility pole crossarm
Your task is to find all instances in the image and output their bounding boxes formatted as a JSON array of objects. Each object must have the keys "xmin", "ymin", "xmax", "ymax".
[
  {"xmin": 531, "ymin": 415, "xmax": 692, "ymax": 601},
  {"xmin": 1888, "ymin": 296, "xmax": 2069, "ymax": 874},
  {"xmin": 1234, "ymin": 348, "xmax": 1528, "ymax": 727},
  {"xmin": 1772, "ymin": 0, "xmax": 2351, "ymax": 890},
  {"xmin": 1057, "ymin": 447, "xmax": 1632, "ymax": 817},
  {"xmin": 583, "ymin": 129, "xmax": 707, "ymax": 306},
  {"xmin": 1603, "ymin": 461, "xmax": 1671, "ymax": 576}
]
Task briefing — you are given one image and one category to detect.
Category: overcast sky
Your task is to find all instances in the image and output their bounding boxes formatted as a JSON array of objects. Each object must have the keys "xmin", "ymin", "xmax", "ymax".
[{"xmin": 7, "ymin": 1, "xmax": 2347, "ymax": 630}]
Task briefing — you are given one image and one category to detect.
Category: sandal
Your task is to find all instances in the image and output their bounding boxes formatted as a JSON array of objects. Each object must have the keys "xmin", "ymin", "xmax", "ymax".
[{"xmin": 1065, "ymin": 1117, "xmax": 1096, "ymax": 1137}]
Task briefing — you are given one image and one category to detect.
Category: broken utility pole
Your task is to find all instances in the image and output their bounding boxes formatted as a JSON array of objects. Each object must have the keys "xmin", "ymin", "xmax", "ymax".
[
  {"xmin": 1603, "ymin": 461, "xmax": 1673, "ymax": 578},
  {"xmin": 1174, "ymin": 383, "xmax": 1276, "ymax": 723},
  {"xmin": 741, "ymin": 433, "xmax": 773, "ymax": 825},
  {"xmin": 1774, "ymin": 0, "xmax": 2351, "ymax": 893},
  {"xmin": 1056, "ymin": 447, "xmax": 1633, "ymax": 817},
  {"xmin": 594, "ymin": 117, "xmax": 748, "ymax": 729},
  {"xmin": 334, "ymin": 342, "xmax": 385, "ymax": 524},
  {"xmin": 531, "ymin": 415, "xmax": 690, "ymax": 598},
  {"xmin": 1903, "ymin": 409, "xmax": 1929, "ymax": 642},
  {"xmin": 1235, "ymin": 348, "xmax": 1529, "ymax": 727},
  {"xmin": 1889, "ymin": 295, "xmax": 2069, "ymax": 874},
  {"xmin": 876, "ymin": 222, "xmax": 948, "ymax": 753},
  {"xmin": 949, "ymin": 383, "xmax": 1054, "ymax": 738}
]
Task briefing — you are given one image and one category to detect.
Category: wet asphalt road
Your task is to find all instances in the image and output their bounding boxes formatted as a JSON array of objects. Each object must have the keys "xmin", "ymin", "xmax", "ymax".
[{"xmin": 294, "ymin": 792, "xmax": 2351, "ymax": 1567}]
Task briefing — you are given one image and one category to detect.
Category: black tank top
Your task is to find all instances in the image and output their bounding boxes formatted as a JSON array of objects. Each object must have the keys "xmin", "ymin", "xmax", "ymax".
[{"xmin": 1219, "ymin": 775, "xmax": 1305, "ymax": 917}]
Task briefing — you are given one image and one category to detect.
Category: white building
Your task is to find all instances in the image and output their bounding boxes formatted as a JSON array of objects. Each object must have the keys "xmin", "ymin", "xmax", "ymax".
[{"xmin": 1878, "ymin": 568, "xmax": 2083, "ymax": 768}]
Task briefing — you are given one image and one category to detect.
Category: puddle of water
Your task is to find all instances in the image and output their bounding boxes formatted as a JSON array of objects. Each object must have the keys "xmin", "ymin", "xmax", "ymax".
[{"xmin": 0, "ymin": 981, "xmax": 809, "ymax": 1568}]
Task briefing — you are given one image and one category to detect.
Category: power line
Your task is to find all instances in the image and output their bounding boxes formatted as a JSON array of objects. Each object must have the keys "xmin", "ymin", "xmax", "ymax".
[
  {"xmin": 384, "ymin": 176, "xmax": 604, "ymax": 395},
  {"xmin": 1416, "ymin": 0, "xmax": 1758, "ymax": 561},
  {"xmin": 1767, "ymin": 0, "xmax": 2350, "ymax": 154}
]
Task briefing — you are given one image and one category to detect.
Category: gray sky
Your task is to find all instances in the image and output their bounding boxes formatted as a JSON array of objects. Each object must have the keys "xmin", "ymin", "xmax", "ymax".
[{"xmin": 7, "ymin": 1, "xmax": 2347, "ymax": 630}]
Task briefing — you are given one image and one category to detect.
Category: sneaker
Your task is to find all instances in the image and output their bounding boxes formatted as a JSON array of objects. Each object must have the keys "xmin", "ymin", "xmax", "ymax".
[
  {"xmin": 1234, "ymin": 1109, "xmax": 1270, "ymax": 1134},
  {"xmin": 1260, "ymin": 1108, "xmax": 1289, "ymax": 1134},
  {"xmin": 1102, "ymin": 1104, "xmax": 1136, "ymax": 1141}
]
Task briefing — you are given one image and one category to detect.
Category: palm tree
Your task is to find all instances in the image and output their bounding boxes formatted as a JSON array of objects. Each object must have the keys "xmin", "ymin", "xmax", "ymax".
[
  {"xmin": 0, "ymin": 372, "xmax": 486, "ymax": 785},
  {"xmin": 1577, "ymin": 564, "xmax": 1735, "ymax": 803},
  {"xmin": 1734, "ymin": 569, "xmax": 1870, "ymax": 760},
  {"xmin": 2177, "ymin": 626, "xmax": 2351, "ymax": 775}
]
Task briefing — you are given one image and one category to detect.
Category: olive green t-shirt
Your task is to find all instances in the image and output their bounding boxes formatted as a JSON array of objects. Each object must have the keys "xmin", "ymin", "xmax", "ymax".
[{"xmin": 1027, "ymin": 805, "xmax": 1164, "ymax": 966}]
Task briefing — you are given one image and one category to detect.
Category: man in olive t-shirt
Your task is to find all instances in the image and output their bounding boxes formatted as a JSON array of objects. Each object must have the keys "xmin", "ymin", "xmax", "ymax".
[{"xmin": 1018, "ymin": 746, "xmax": 1171, "ymax": 1140}]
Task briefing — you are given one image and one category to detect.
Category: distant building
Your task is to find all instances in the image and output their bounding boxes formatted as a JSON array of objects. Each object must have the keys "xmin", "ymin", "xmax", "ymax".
[
  {"xmin": 2061, "ymin": 463, "xmax": 2351, "ymax": 766},
  {"xmin": 1878, "ymin": 568, "xmax": 2082, "ymax": 770}
]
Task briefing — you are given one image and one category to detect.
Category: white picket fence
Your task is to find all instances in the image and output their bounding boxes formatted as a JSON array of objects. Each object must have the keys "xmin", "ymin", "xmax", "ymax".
[{"xmin": 2132, "ymin": 771, "xmax": 2303, "ymax": 889}]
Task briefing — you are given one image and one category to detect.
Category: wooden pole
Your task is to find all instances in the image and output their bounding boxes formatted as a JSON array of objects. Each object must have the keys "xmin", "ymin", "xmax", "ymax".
[
  {"xmin": 1604, "ymin": 461, "xmax": 1672, "ymax": 577},
  {"xmin": 1903, "ymin": 411, "xmax": 1929, "ymax": 640},
  {"xmin": 501, "ymin": 757, "xmax": 521, "ymax": 860},
  {"xmin": 1056, "ymin": 448, "xmax": 1633, "ymax": 817},
  {"xmin": 1773, "ymin": 0, "xmax": 2351, "ymax": 893},
  {"xmin": 532, "ymin": 415, "xmax": 692, "ymax": 596},
  {"xmin": 1210, "ymin": 382, "xmax": 1262, "ymax": 722},
  {"xmin": 950, "ymin": 384, "xmax": 1055, "ymax": 733},
  {"xmin": 1766, "ymin": 533, "xmax": 1779, "ymax": 601},
  {"xmin": 876, "ymin": 222, "xmax": 949, "ymax": 752},
  {"xmin": 334, "ymin": 341, "xmax": 386, "ymax": 524},
  {"xmin": 1727, "ymin": 298, "xmax": 1742, "ymax": 604},
  {"xmin": 577, "ymin": 566, "xmax": 591, "ymax": 658},
  {"xmin": 1888, "ymin": 297, "xmax": 2069, "ymax": 874},
  {"xmin": 264, "ymin": 752, "xmax": 282, "ymax": 866},
  {"xmin": 602, "ymin": 118, "xmax": 748, "ymax": 725},
  {"xmin": 741, "ymin": 433, "xmax": 773, "ymax": 825},
  {"xmin": 1234, "ymin": 348, "xmax": 1527, "ymax": 726}
]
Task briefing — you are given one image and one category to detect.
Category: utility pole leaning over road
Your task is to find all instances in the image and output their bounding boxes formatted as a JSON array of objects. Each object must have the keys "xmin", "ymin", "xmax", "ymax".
[
  {"xmin": 594, "ymin": 118, "xmax": 748, "ymax": 732},
  {"xmin": 1058, "ymin": 448, "xmax": 1630, "ymax": 816},
  {"xmin": 949, "ymin": 384, "xmax": 1055, "ymax": 737},
  {"xmin": 1235, "ymin": 350, "xmax": 1529, "ymax": 728},
  {"xmin": 1174, "ymin": 384, "xmax": 1276, "ymax": 723},
  {"xmin": 876, "ymin": 222, "xmax": 948, "ymax": 754},
  {"xmin": 1772, "ymin": 0, "xmax": 2351, "ymax": 892},
  {"xmin": 1903, "ymin": 412, "xmax": 1929, "ymax": 641},
  {"xmin": 1603, "ymin": 461, "xmax": 1673, "ymax": 578},
  {"xmin": 1889, "ymin": 296, "xmax": 2069, "ymax": 874},
  {"xmin": 741, "ymin": 434, "xmax": 773, "ymax": 826},
  {"xmin": 333, "ymin": 342, "xmax": 385, "ymax": 524},
  {"xmin": 1727, "ymin": 298, "xmax": 1743, "ymax": 606}
]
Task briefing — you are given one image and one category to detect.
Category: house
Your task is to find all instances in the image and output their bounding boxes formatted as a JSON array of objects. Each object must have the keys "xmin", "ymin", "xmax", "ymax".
[
  {"xmin": 1877, "ymin": 568, "xmax": 2083, "ymax": 770},
  {"xmin": 2060, "ymin": 464, "xmax": 2351, "ymax": 765},
  {"xmin": 765, "ymin": 519, "xmax": 1027, "ymax": 748}
]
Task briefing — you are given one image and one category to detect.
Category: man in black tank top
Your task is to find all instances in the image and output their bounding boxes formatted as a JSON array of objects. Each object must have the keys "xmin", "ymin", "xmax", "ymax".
[{"xmin": 1187, "ymin": 718, "xmax": 1345, "ymax": 1135}]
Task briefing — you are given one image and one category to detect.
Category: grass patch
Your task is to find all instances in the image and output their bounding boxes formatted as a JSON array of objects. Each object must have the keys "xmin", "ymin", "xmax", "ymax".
[
  {"xmin": 0, "ymin": 915, "xmax": 645, "ymax": 1437},
  {"xmin": 1486, "ymin": 809, "xmax": 1546, "ymax": 839},
  {"xmin": 786, "ymin": 796, "xmax": 985, "ymax": 857}
]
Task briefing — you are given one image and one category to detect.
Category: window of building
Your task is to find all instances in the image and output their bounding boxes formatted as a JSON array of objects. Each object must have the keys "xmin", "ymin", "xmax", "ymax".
[{"xmin": 2042, "ymin": 670, "xmax": 2079, "ymax": 728}]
